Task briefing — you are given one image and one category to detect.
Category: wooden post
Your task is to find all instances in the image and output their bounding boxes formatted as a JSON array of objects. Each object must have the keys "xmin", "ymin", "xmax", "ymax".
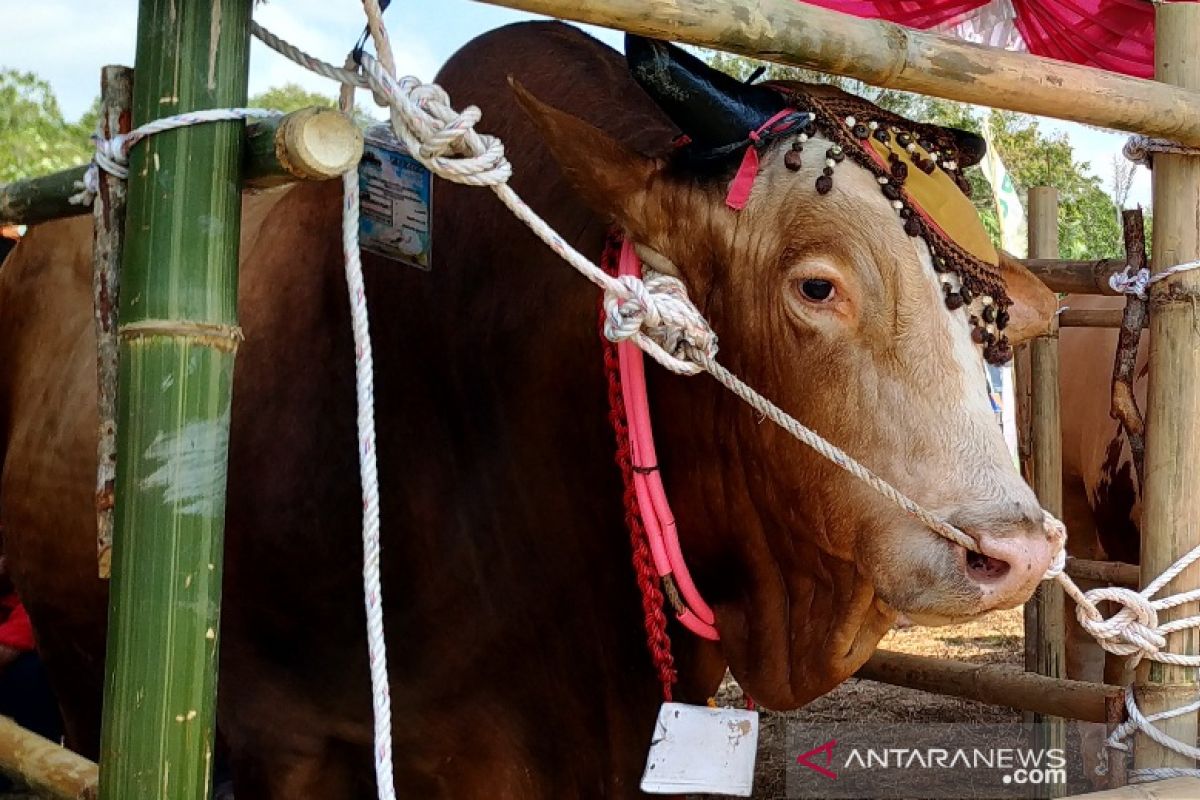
[
  {"xmin": 1061, "ymin": 777, "xmax": 1200, "ymax": 799},
  {"xmin": 97, "ymin": 1, "xmax": 252, "ymax": 798},
  {"xmin": 474, "ymin": 0, "xmax": 1200, "ymax": 146},
  {"xmin": 1023, "ymin": 258, "xmax": 1127, "ymax": 296},
  {"xmin": 1059, "ymin": 309, "xmax": 1145, "ymax": 329},
  {"xmin": 91, "ymin": 66, "xmax": 134, "ymax": 580},
  {"xmin": 1135, "ymin": 1, "xmax": 1200, "ymax": 776},
  {"xmin": 856, "ymin": 650, "xmax": 1124, "ymax": 724},
  {"xmin": 0, "ymin": 716, "xmax": 98, "ymax": 800},
  {"xmin": 1025, "ymin": 186, "xmax": 1066, "ymax": 794}
]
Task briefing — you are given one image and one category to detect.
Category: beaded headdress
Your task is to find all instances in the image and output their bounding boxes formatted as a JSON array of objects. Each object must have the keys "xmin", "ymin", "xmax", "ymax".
[{"xmin": 706, "ymin": 85, "xmax": 1014, "ymax": 365}]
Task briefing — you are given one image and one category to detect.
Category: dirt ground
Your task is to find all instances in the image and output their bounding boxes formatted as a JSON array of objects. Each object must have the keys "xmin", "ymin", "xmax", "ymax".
[{"xmin": 723, "ymin": 608, "xmax": 1025, "ymax": 799}]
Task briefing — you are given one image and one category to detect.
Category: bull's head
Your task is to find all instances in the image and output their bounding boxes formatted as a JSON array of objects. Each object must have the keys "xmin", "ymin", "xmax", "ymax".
[{"xmin": 514, "ymin": 38, "xmax": 1059, "ymax": 708}]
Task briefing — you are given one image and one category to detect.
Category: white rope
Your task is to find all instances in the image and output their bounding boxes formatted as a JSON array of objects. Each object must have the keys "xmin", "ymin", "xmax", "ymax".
[
  {"xmin": 1124, "ymin": 134, "xmax": 1200, "ymax": 167},
  {"xmin": 334, "ymin": 53, "xmax": 397, "ymax": 800},
  {"xmin": 68, "ymin": 108, "xmax": 282, "ymax": 206},
  {"xmin": 1109, "ymin": 261, "xmax": 1200, "ymax": 299}
]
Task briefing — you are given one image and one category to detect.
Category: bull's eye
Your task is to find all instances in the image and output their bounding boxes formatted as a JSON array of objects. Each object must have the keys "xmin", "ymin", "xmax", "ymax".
[{"xmin": 797, "ymin": 279, "xmax": 835, "ymax": 302}]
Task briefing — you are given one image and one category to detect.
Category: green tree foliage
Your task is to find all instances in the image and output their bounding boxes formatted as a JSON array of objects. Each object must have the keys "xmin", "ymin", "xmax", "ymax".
[
  {"xmin": 700, "ymin": 51, "xmax": 1124, "ymax": 259},
  {"xmin": 249, "ymin": 83, "xmax": 379, "ymax": 128},
  {"xmin": 0, "ymin": 69, "xmax": 94, "ymax": 182}
]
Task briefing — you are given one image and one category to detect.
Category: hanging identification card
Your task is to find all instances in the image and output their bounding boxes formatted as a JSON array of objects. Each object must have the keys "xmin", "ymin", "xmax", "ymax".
[
  {"xmin": 359, "ymin": 124, "xmax": 432, "ymax": 271},
  {"xmin": 640, "ymin": 702, "xmax": 759, "ymax": 796}
]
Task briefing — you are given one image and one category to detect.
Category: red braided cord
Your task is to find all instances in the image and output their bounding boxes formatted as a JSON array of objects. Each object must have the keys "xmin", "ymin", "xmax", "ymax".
[{"xmin": 600, "ymin": 232, "xmax": 677, "ymax": 701}]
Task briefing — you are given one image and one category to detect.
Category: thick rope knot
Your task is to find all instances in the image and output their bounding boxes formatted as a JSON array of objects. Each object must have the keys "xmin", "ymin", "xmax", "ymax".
[
  {"xmin": 603, "ymin": 271, "xmax": 718, "ymax": 375},
  {"xmin": 1075, "ymin": 586, "xmax": 1166, "ymax": 662},
  {"xmin": 1124, "ymin": 134, "xmax": 1200, "ymax": 167},
  {"xmin": 1109, "ymin": 265, "xmax": 1151, "ymax": 299},
  {"xmin": 357, "ymin": 58, "xmax": 512, "ymax": 187},
  {"xmin": 1109, "ymin": 261, "xmax": 1200, "ymax": 299}
]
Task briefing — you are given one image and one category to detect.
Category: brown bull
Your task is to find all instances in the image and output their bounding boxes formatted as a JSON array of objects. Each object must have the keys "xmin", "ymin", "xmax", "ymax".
[{"xmin": 0, "ymin": 23, "xmax": 1057, "ymax": 797}]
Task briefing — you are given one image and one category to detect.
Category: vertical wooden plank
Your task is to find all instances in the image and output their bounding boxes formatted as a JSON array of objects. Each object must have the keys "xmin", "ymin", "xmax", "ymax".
[
  {"xmin": 1026, "ymin": 186, "xmax": 1066, "ymax": 795},
  {"xmin": 1135, "ymin": 1, "xmax": 1200, "ymax": 776},
  {"xmin": 97, "ymin": 1, "xmax": 251, "ymax": 798},
  {"xmin": 91, "ymin": 65, "xmax": 133, "ymax": 580}
]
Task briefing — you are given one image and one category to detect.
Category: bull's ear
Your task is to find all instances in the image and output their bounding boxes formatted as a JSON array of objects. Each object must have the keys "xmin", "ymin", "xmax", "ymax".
[
  {"xmin": 998, "ymin": 251, "xmax": 1058, "ymax": 346},
  {"xmin": 510, "ymin": 78, "xmax": 671, "ymax": 251}
]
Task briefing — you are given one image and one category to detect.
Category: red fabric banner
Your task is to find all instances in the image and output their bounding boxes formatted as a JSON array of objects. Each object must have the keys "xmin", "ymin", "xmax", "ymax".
[{"xmin": 799, "ymin": 0, "xmax": 1178, "ymax": 79}]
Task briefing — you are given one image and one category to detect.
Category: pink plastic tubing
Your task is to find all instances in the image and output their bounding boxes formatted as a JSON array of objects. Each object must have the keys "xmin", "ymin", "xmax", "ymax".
[{"xmin": 616, "ymin": 239, "xmax": 719, "ymax": 640}]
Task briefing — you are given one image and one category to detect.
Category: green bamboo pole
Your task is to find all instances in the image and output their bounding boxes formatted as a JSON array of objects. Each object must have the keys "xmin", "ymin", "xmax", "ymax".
[{"xmin": 97, "ymin": 1, "xmax": 252, "ymax": 798}]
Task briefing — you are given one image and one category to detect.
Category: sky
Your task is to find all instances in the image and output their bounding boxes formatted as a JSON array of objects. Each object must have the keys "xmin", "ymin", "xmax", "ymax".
[{"xmin": 1, "ymin": 0, "xmax": 1151, "ymax": 208}]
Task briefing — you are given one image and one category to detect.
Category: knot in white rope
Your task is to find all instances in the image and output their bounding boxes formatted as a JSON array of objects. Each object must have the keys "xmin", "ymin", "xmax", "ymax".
[
  {"xmin": 1109, "ymin": 265, "xmax": 1152, "ymax": 299},
  {"xmin": 1109, "ymin": 261, "xmax": 1200, "ymax": 299},
  {"xmin": 357, "ymin": 57, "xmax": 512, "ymax": 187},
  {"xmin": 1124, "ymin": 134, "xmax": 1200, "ymax": 167},
  {"xmin": 1075, "ymin": 586, "xmax": 1166, "ymax": 660},
  {"xmin": 69, "ymin": 108, "xmax": 281, "ymax": 207},
  {"xmin": 603, "ymin": 271, "xmax": 718, "ymax": 376}
]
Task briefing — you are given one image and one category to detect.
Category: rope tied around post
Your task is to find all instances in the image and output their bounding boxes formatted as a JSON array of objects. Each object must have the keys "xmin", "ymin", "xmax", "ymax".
[
  {"xmin": 69, "ymin": 108, "xmax": 283, "ymax": 206},
  {"xmin": 1124, "ymin": 135, "xmax": 1200, "ymax": 167},
  {"xmin": 1109, "ymin": 261, "xmax": 1200, "ymax": 299}
]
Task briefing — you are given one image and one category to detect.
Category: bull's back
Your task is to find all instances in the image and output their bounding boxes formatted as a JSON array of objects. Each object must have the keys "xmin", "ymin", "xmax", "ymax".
[{"xmin": 1058, "ymin": 294, "xmax": 1145, "ymax": 564}]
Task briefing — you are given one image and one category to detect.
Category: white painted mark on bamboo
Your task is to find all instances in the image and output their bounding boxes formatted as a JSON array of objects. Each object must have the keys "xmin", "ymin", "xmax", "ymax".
[
  {"xmin": 161, "ymin": 373, "xmax": 175, "ymax": 392},
  {"xmin": 208, "ymin": 0, "xmax": 222, "ymax": 91},
  {"xmin": 206, "ymin": 627, "xmax": 216, "ymax": 640},
  {"xmin": 139, "ymin": 413, "xmax": 230, "ymax": 516}
]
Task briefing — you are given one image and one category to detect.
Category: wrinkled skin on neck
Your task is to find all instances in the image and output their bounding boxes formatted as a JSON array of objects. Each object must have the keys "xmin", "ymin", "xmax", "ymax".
[{"xmin": 515, "ymin": 80, "xmax": 1057, "ymax": 710}]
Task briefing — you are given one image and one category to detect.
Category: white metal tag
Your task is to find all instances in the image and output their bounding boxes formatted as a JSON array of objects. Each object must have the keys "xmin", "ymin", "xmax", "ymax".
[
  {"xmin": 640, "ymin": 702, "xmax": 759, "ymax": 797},
  {"xmin": 358, "ymin": 124, "xmax": 433, "ymax": 271}
]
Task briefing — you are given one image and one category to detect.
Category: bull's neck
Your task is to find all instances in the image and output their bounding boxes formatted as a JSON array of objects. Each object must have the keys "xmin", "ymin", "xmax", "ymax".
[{"xmin": 647, "ymin": 371, "xmax": 896, "ymax": 708}]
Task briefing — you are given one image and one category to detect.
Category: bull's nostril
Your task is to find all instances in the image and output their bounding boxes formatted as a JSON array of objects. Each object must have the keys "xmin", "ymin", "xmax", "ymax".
[{"xmin": 965, "ymin": 549, "xmax": 1011, "ymax": 583}]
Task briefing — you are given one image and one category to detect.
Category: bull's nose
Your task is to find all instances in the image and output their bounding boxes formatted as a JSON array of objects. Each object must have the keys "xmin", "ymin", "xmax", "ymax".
[{"xmin": 955, "ymin": 513, "xmax": 1058, "ymax": 609}]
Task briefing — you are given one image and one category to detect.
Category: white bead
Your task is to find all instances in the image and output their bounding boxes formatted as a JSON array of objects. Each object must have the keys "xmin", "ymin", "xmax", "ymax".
[
  {"xmin": 987, "ymin": 324, "xmax": 996, "ymax": 334},
  {"xmin": 877, "ymin": 176, "xmax": 889, "ymax": 184},
  {"xmin": 868, "ymin": 121, "xmax": 879, "ymax": 130},
  {"xmin": 906, "ymin": 143, "xmax": 917, "ymax": 153},
  {"xmin": 799, "ymin": 133, "xmax": 809, "ymax": 143},
  {"xmin": 892, "ymin": 200, "xmax": 903, "ymax": 210},
  {"xmin": 944, "ymin": 160, "xmax": 957, "ymax": 170},
  {"xmin": 845, "ymin": 116, "xmax": 856, "ymax": 127},
  {"xmin": 826, "ymin": 159, "xmax": 835, "ymax": 168},
  {"xmin": 982, "ymin": 295, "xmax": 993, "ymax": 306}
]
